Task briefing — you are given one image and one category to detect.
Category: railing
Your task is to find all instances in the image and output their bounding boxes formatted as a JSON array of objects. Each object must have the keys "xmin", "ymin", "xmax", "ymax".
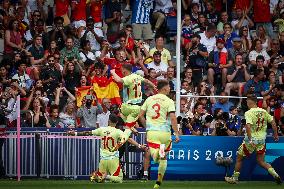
[{"xmin": 3, "ymin": 128, "xmax": 146, "ymax": 179}]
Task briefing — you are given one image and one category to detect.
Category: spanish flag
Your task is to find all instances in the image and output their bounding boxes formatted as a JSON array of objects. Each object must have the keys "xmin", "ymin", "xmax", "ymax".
[
  {"xmin": 75, "ymin": 86, "xmax": 91, "ymax": 107},
  {"xmin": 92, "ymin": 76, "xmax": 121, "ymax": 105}
]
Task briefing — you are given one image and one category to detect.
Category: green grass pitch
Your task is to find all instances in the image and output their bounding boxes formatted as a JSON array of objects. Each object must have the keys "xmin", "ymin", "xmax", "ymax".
[{"xmin": 0, "ymin": 180, "xmax": 282, "ymax": 189}]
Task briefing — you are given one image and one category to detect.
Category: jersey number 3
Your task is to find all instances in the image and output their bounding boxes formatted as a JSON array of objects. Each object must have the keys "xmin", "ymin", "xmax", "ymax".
[{"xmin": 152, "ymin": 103, "xmax": 161, "ymax": 119}]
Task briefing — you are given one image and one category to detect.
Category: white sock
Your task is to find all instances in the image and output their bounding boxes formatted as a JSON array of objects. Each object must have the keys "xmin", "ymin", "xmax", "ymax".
[
  {"xmin": 105, "ymin": 175, "xmax": 111, "ymax": 180},
  {"xmin": 144, "ymin": 171, "xmax": 148, "ymax": 176}
]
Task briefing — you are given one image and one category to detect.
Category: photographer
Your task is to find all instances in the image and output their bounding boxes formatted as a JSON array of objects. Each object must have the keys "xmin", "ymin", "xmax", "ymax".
[
  {"xmin": 211, "ymin": 108, "xmax": 238, "ymax": 136},
  {"xmin": 77, "ymin": 95, "xmax": 101, "ymax": 128},
  {"xmin": 181, "ymin": 103, "xmax": 210, "ymax": 135}
]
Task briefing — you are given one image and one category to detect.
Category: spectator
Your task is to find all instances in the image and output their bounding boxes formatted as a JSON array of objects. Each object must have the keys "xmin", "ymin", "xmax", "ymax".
[
  {"xmin": 252, "ymin": 0, "xmax": 273, "ymax": 38},
  {"xmin": 249, "ymin": 39, "xmax": 270, "ymax": 67},
  {"xmin": 200, "ymin": 23, "xmax": 216, "ymax": 53},
  {"xmin": 63, "ymin": 58, "xmax": 83, "ymax": 95},
  {"xmin": 211, "ymin": 91, "xmax": 234, "ymax": 113},
  {"xmin": 231, "ymin": 8, "xmax": 254, "ymax": 35},
  {"xmin": 24, "ymin": 18, "xmax": 49, "ymax": 49},
  {"xmin": 79, "ymin": 39, "xmax": 96, "ymax": 68},
  {"xmin": 89, "ymin": 0, "xmax": 103, "ymax": 27},
  {"xmin": 219, "ymin": 23, "xmax": 239, "ymax": 49},
  {"xmin": 149, "ymin": 35, "xmax": 173, "ymax": 66},
  {"xmin": 250, "ymin": 55, "xmax": 270, "ymax": 78},
  {"xmin": 48, "ymin": 16, "xmax": 67, "ymax": 50},
  {"xmin": 81, "ymin": 17, "xmax": 104, "ymax": 53},
  {"xmin": 96, "ymin": 98, "xmax": 111, "ymax": 128},
  {"xmin": 60, "ymin": 37, "xmax": 82, "ymax": 66},
  {"xmin": 147, "ymin": 51, "xmax": 168, "ymax": 80},
  {"xmin": 47, "ymin": 104, "xmax": 60, "ymax": 127},
  {"xmin": 185, "ymin": 34, "xmax": 208, "ymax": 87},
  {"xmin": 28, "ymin": 34, "xmax": 45, "ymax": 80},
  {"xmin": 184, "ymin": 102, "xmax": 204, "ymax": 135},
  {"xmin": 166, "ymin": 67, "xmax": 177, "ymax": 91},
  {"xmin": 228, "ymin": 37, "xmax": 248, "ymax": 63},
  {"xmin": 77, "ymin": 95, "xmax": 100, "ymax": 128},
  {"xmin": 263, "ymin": 71, "xmax": 278, "ymax": 96},
  {"xmin": 181, "ymin": 14, "xmax": 194, "ymax": 47},
  {"xmin": 269, "ymin": 58, "xmax": 283, "ymax": 84},
  {"xmin": 217, "ymin": 11, "xmax": 229, "ymax": 35},
  {"xmin": 253, "ymin": 25, "xmax": 271, "ymax": 51},
  {"xmin": 54, "ymin": 0, "xmax": 70, "ymax": 26},
  {"xmin": 71, "ymin": 0, "xmax": 87, "ymax": 34},
  {"xmin": 192, "ymin": 13, "xmax": 208, "ymax": 35},
  {"xmin": 0, "ymin": 65, "xmax": 11, "ymax": 89},
  {"xmin": 59, "ymin": 101, "xmax": 76, "ymax": 128},
  {"xmin": 244, "ymin": 69, "xmax": 265, "ymax": 97},
  {"xmin": 11, "ymin": 61, "xmax": 32, "ymax": 91},
  {"xmin": 207, "ymin": 38, "xmax": 232, "ymax": 89},
  {"xmin": 4, "ymin": 19, "xmax": 23, "ymax": 59},
  {"xmin": 204, "ymin": 1, "xmax": 218, "ymax": 25},
  {"xmin": 225, "ymin": 54, "xmax": 250, "ymax": 106},
  {"xmin": 267, "ymin": 39, "xmax": 281, "ymax": 59},
  {"xmin": 152, "ymin": 0, "xmax": 173, "ymax": 34},
  {"xmin": 239, "ymin": 26, "xmax": 252, "ymax": 52},
  {"xmin": 189, "ymin": 3, "xmax": 199, "ymax": 24},
  {"xmin": 40, "ymin": 55, "xmax": 62, "ymax": 97},
  {"xmin": 45, "ymin": 40, "xmax": 60, "ymax": 58},
  {"xmin": 131, "ymin": 0, "xmax": 153, "ymax": 41}
]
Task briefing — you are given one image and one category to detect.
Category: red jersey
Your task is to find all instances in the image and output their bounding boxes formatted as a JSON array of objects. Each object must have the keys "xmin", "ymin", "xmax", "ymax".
[
  {"xmin": 253, "ymin": 0, "xmax": 271, "ymax": 22},
  {"xmin": 72, "ymin": 0, "xmax": 87, "ymax": 21},
  {"xmin": 90, "ymin": 1, "xmax": 103, "ymax": 23},
  {"xmin": 55, "ymin": 0, "xmax": 69, "ymax": 16},
  {"xmin": 126, "ymin": 37, "xmax": 135, "ymax": 52}
]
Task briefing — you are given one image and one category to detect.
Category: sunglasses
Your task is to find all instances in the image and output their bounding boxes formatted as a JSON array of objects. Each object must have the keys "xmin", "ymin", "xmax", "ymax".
[{"xmin": 34, "ymin": 14, "xmax": 41, "ymax": 17}]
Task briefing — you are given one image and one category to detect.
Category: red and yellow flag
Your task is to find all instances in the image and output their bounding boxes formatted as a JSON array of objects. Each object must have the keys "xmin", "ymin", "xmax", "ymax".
[
  {"xmin": 75, "ymin": 86, "xmax": 91, "ymax": 107},
  {"xmin": 92, "ymin": 76, "xmax": 121, "ymax": 105}
]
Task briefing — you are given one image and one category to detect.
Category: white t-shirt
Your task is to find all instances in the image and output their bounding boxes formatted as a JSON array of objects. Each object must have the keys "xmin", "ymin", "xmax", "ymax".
[
  {"xmin": 199, "ymin": 32, "xmax": 216, "ymax": 53},
  {"xmin": 97, "ymin": 111, "xmax": 111, "ymax": 128},
  {"xmin": 147, "ymin": 61, "xmax": 168, "ymax": 80},
  {"xmin": 249, "ymin": 50, "xmax": 270, "ymax": 66},
  {"xmin": 80, "ymin": 28, "xmax": 104, "ymax": 51},
  {"xmin": 79, "ymin": 51, "xmax": 96, "ymax": 62}
]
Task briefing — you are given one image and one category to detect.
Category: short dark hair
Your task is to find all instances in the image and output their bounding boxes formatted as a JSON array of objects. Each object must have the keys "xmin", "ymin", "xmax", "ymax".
[
  {"xmin": 155, "ymin": 34, "xmax": 165, "ymax": 41},
  {"xmin": 207, "ymin": 23, "xmax": 217, "ymax": 32},
  {"xmin": 122, "ymin": 64, "xmax": 133, "ymax": 72},
  {"xmin": 54, "ymin": 16, "xmax": 64, "ymax": 23},
  {"xmin": 47, "ymin": 55, "xmax": 54, "ymax": 60},
  {"xmin": 254, "ymin": 69, "xmax": 264, "ymax": 77},
  {"xmin": 109, "ymin": 114, "xmax": 119, "ymax": 123},
  {"xmin": 247, "ymin": 95, "xmax": 257, "ymax": 103},
  {"xmin": 80, "ymin": 39, "xmax": 90, "ymax": 49},
  {"xmin": 256, "ymin": 55, "xmax": 265, "ymax": 62},
  {"xmin": 157, "ymin": 80, "xmax": 169, "ymax": 90},
  {"xmin": 50, "ymin": 104, "xmax": 59, "ymax": 112}
]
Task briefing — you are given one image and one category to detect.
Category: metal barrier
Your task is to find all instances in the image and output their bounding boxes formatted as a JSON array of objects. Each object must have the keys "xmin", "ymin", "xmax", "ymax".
[{"xmin": 3, "ymin": 128, "xmax": 146, "ymax": 179}]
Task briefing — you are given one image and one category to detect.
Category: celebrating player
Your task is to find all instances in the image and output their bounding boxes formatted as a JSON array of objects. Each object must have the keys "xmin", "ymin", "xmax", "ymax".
[
  {"xmin": 68, "ymin": 114, "xmax": 130, "ymax": 183},
  {"xmin": 110, "ymin": 64, "xmax": 156, "ymax": 135},
  {"xmin": 225, "ymin": 95, "xmax": 282, "ymax": 184},
  {"xmin": 139, "ymin": 80, "xmax": 180, "ymax": 189}
]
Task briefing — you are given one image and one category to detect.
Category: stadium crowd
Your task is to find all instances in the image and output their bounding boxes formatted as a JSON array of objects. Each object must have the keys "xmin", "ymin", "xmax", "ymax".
[{"xmin": 0, "ymin": 0, "xmax": 284, "ymax": 137}]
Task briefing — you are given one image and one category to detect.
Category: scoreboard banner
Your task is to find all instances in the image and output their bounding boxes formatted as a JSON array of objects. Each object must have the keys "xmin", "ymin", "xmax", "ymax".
[{"xmin": 150, "ymin": 136, "xmax": 284, "ymax": 181}]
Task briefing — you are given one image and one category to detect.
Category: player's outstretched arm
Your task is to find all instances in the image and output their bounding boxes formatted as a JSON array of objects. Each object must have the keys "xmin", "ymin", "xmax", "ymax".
[
  {"xmin": 170, "ymin": 112, "xmax": 180, "ymax": 143},
  {"xmin": 110, "ymin": 69, "xmax": 123, "ymax": 83},
  {"xmin": 67, "ymin": 130, "xmax": 93, "ymax": 136}
]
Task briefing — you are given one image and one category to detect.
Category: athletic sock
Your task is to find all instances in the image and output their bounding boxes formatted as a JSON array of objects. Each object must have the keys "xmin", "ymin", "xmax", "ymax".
[
  {"xmin": 232, "ymin": 171, "xmax": 240, "ymax": 180},
  {"xmin": 157, "ymin": 160, "xmax": 167, "ymax": 183},
  {"xmin": 144, "ymin": 171, "xmax": 148, "ymax": 176},
  {"xmin": 268, "ymin": 168, "xmax": 279, "ymax": 178},
  {"xmin": 109, "ymin": 176, "xmax": 123, "ymax": 183}
]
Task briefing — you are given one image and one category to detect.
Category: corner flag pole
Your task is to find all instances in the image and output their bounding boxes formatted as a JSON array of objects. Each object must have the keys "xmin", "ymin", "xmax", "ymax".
[
  {"xmin": 176, "ymin": 0, "xmax": 181, "ymax": 116},
  {"xmin": 16, "ymin": 95, "xmax": 21, "ymax": 181}
]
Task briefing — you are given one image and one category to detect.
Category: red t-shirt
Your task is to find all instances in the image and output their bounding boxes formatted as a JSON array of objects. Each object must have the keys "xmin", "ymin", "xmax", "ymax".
[
  {"xmin": 90, "ymin": 1, "xmax": 102, "ymax": 23},
  {"xmin": 126, "ymin": 37, "xmax": 135, "ymax": 52},
  {"xmin": 55, "ymin": 0, "xmax": 69, "ymax": 16},
  {"xmin": 233, "ymin": 0, "xmax": 250, "ymax": 10},
  {"xmin": 253, "ymin": 0, "xmax": 271, "ymax": 22},
  {"xmin": 72, "ymin": 0, "xmax": 87, "ymax": 21}
]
